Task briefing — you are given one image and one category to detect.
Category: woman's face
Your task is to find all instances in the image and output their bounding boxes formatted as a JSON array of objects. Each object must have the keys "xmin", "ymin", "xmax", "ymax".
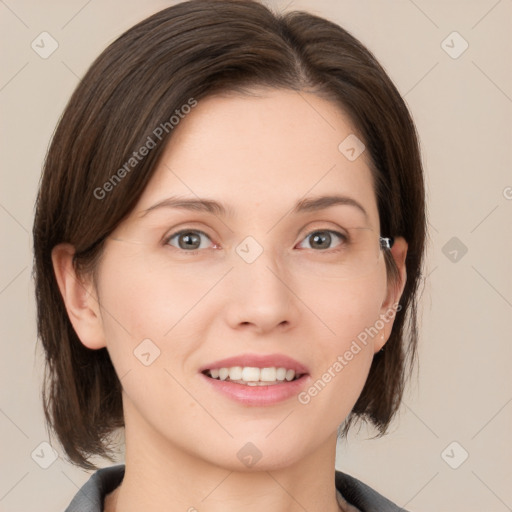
[{"xmin": 86, "ymin": 89, "xmax": 406, "ymax": 470}]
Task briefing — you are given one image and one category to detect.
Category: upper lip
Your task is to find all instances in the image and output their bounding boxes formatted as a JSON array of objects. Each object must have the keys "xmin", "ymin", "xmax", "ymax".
[{"xmin": 200, "ymin": 353, "xmax": 309, "ymax": 375}]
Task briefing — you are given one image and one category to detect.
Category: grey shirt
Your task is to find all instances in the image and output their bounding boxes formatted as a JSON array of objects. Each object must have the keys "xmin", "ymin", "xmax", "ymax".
[{"xmin": 64, "ymin": 464, "xmax": 408, "ymax": 512}]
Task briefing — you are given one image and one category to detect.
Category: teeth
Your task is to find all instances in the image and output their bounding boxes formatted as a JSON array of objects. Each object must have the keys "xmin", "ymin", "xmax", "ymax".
[
  {"xmin": 285, "ymin": 369, "xmax": 295, "ymax": 381},
  {"xmin": 276, "ymin": 367, "xmax": 287, "ymax": 381},
  {"xmin": 241, "ymin": 367, "xmax": 260, "ymax": 382},
  {"xmin": 260, "ymin": 367, "xmax": 276, "ymax": 381},
  {"xmin": 228, "ymin": 366, "xmax": 243, "ymax": 380},
  {"xmin": 206, "ymin": 366, "xmax": 299, "ymax": 384}
]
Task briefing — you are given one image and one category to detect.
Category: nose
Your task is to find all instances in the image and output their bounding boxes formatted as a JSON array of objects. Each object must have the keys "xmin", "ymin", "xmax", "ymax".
[{"xmin": 223, "ymin": 248, "xmax": 301, "ymax": 335}]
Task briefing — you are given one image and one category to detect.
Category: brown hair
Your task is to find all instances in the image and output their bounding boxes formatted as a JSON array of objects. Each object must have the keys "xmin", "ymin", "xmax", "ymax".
[{"xmin": 32, "ymin": 0, "xmax": 426, "ymax": 470}]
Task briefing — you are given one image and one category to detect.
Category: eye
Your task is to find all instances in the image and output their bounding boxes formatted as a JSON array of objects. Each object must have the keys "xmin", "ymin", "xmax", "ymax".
[
  {"xmin": 165, "ymin": 229, "xmax": 214, "ymax": 251},
  {"xmin": 296, "ymin": 230, "xmax": 347, "ymax": 251},
  {"xmin": 164, "ymin": 228, "xmax": 347, "ymax": 252}
]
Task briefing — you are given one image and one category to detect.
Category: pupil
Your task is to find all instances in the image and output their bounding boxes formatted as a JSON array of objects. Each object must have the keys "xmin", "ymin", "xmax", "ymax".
[
  {"xmin": 311, "ymin": 231, "xmax": 330, "ymax": 249},
  {"xmin": 179, "ymin": 232, "xmax": 200, "ymax": 250}
]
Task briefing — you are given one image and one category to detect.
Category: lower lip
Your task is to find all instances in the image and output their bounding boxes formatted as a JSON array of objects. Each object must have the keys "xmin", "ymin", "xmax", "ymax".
[{"xmin": 200, "ymin": 373, "xmax": 310, "ymax": 406}]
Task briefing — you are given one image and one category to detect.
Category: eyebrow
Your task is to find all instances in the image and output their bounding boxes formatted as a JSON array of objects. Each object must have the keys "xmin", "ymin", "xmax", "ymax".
[{"xmin": 139, "ymin": 194, "xmax": 368, "ymax": 220}]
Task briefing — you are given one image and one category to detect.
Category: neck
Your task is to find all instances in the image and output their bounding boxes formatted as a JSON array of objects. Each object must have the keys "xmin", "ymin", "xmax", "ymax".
[{"xmin": 109, "ymin": 398, "xmax": 344, "ymax": 512}]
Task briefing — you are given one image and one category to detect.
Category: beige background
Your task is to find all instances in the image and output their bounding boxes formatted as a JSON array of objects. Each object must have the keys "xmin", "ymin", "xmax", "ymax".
[{"xmin": 1, "ymin": 0, "xmax": 511, "ymax": 511}]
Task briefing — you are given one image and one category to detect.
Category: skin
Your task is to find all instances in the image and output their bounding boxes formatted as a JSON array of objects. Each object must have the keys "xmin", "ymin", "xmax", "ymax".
[{"xmin": 52, "ymin": 88, "xmax": 407, "ymax": 512}]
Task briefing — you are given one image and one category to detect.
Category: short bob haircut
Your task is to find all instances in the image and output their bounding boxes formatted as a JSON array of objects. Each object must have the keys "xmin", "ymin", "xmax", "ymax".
[{"xmin": 32, "ymin": 0, "xmax": 426, "ymax": 470}]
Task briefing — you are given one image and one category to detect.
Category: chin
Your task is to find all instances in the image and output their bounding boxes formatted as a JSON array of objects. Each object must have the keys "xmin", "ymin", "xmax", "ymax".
[{"xmin": 201, "ymin": 435, "xmax": 313, "ymax": 473}]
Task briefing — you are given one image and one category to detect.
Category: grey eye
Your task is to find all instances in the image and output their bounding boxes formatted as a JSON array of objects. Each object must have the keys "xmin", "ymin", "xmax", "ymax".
[
  {"xmin": 298, "ymin": 230, "xmax": 346, "ymax": 250},
  {"xmin": 166, "ymin": 230, "xmax": 211, "ymax": 250}
]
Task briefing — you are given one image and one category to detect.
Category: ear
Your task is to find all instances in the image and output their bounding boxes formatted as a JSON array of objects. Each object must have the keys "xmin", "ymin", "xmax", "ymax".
[
  {"xmin": 374, "ymin": 236, "xmax": 408, "ymax": 353},
  {"xmin": 51, "ymin": 243, "xmax": 107, "ymax": 350}
]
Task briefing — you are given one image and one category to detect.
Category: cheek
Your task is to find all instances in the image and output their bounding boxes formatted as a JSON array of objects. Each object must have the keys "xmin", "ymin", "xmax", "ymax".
[
  {"xmin": 94, "ymin": 253, "xmax": 215, "ymax": 414},
  {"xmin": 308, "ymin": 270, "xmax": 387, "ymax": 352},
  {"xmin": 95, "ymin": 250, "xmax": 221, "ymax": 380},
  {"xmin": 298, "ymin": 272, "xmax": 387, "ymax": 406},
  {"xmin": 96, "ymin": 249, "xmax": 220, "ymax": 338}
]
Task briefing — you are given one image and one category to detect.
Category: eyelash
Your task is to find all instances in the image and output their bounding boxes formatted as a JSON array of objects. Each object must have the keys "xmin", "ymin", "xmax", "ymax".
[{"xmin": 163, "ymin": 228, "xmax": 348, "ymax": 254}]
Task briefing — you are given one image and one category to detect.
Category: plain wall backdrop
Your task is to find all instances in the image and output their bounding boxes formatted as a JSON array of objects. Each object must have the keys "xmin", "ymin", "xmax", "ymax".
[{"xmin": 1, "ymin": 1, "xmax": 511, "ymax": 511}]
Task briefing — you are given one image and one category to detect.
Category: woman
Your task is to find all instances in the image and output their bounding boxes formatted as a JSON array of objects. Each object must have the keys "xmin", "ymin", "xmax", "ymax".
[{"xmin": 32, "ymin": 1, "xmax": 426, "ymax": 510}]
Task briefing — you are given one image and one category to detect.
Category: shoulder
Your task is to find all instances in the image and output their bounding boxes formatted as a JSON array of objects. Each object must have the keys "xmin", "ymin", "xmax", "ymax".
[
  {"xmin": 335, "ymin": 470, "xmax": 410, "ymax": 512},
  {"xmin": 64, "ymin": 465, "xmax": 125, "ymax": 512}
]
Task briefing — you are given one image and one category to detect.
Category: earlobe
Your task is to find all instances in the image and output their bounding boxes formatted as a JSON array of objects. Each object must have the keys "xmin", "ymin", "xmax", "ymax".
[
  {"xmin": 51, "ymin": 243, "xmax": 107, "ymax": 350},
  {"xmin": 375, "ymin": 236, "xmax": 408, "ymax": 353}
]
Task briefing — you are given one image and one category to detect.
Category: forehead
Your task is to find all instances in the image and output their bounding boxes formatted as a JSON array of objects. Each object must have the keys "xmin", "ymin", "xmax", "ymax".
[{"xmin": 130, "ymin": 88, "xmax": 379, "ymax": 229}]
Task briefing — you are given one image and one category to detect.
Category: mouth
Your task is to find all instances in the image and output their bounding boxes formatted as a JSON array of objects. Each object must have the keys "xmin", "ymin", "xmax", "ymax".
[
  {"xmin": 202, "ymin": 366, "xmax": 306, "ymax": 386},
  {"xmin": 199, "ymin": 354, "xmax": 310, "ymax": 405}
]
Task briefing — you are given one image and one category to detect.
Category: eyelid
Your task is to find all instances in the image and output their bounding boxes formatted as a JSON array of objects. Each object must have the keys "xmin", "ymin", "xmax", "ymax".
[
  {"xmin": 161, "ymin": 218, "xmax": 216, "ymax": 239},
  {"xmin": 295, "ymin": 220, "xmax": 350, "ymax": 240}
]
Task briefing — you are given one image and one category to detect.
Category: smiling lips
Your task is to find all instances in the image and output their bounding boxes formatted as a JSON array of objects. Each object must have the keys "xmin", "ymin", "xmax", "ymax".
[
  {"xmin": 205, "ymin": 366, "xmax": 300, "ymax": 385},
  {"xmin": 200, "ymin": 353, "xmax": 309, "ymax": 395}
]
